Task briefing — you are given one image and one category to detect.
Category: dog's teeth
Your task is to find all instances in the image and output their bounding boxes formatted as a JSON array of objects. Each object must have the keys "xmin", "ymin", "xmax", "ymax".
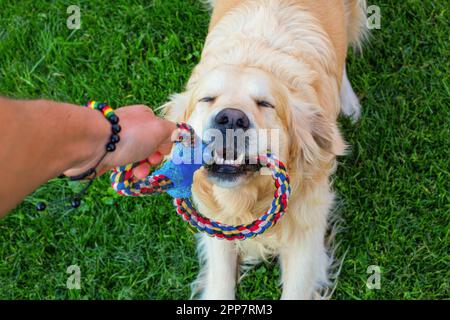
[{"xmin": 212, "ymin": 152, "xmax": 246, "ymax": 166}]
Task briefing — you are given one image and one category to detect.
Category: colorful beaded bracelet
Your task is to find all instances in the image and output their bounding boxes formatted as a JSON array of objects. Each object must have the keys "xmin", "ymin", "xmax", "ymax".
[
  {"xmin": 35, "ymin": 101, "xmax": 121, "ymax": 211},
  {"xmin": 68, "ymin": 101, "xmax": 121, "ymax": 181}
]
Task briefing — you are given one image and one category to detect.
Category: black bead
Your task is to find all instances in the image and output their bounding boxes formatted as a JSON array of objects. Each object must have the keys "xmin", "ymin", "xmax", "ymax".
[
  {"xmin": 108, "ymin": 114, "xmax": 119, "ymax": 124},
  {"xmin": 112, "ymin": 124, "xmax": 121, "ymax": 134},
  {"xmin": 36, "ymin": 202, "xmax": 46, "ymax": 211},
  {"xmin": 106, "ymin": 142, "xmax": 116, "ymax": 152},
  {"xmin": 71, "ymin": 198, "xmax": 81, "ymax": 209},
  {"xmin": 110, "ymin": 134, "xmax": 120, "ymax": 144}
]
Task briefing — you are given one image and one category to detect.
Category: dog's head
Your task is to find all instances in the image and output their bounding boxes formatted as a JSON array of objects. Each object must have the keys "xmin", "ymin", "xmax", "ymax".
[{"xmin": 164, "ymin": 64, "xmax": 345, "ymax": 189}]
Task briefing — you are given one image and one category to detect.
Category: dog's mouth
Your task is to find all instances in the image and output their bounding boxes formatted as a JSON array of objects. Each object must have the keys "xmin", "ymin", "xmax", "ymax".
[{"xmin": 204, "ymin": 152, "xmax": 261, "ymax": 182}]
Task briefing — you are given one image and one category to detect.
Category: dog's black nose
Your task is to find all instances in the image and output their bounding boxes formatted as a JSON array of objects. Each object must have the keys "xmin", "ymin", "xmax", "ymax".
[{"xmin": 214, "ymin": 108, "xmax": 250, "ymax": 131}]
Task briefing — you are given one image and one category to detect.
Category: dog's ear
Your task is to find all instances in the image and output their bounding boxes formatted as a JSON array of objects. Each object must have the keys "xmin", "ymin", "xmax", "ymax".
[
  {"xmin": 158, "ymin": 91, "xmax": 191, "ymax": 122},
  {"xmin": 288, "ymin": 101, "xmax": 346, "ymax": 166},
  {"xmin": 310, "ymin": 110, "xmax": 346, "ymax": 157}
]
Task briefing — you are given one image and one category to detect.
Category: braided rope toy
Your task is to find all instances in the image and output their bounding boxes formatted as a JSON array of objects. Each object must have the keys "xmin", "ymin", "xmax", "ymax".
[{"xmin": 110, "ymin": 123, "xmax": 291, "ymax": 241}]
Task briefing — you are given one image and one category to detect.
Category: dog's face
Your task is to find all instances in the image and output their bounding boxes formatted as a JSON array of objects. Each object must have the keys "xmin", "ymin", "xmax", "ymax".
[
  {"xmin": 168, "ymin": 64, "xmax": 345, "ymax": 189},
  {"xmin": 186, "ymin": 65, "xmax": 290, "ymax": 188}
]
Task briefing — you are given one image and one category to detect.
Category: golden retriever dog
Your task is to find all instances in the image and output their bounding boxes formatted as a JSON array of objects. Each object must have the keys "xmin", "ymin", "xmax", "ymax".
[{"xmin": 162, "ymin": 0, "xmax": 367, "ymax": 299}]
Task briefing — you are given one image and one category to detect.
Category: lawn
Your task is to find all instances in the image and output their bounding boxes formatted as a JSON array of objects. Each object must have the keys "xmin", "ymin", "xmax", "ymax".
[{"xmin": 0, "ymin": 0, "xmax": 448, "ymax": 299}]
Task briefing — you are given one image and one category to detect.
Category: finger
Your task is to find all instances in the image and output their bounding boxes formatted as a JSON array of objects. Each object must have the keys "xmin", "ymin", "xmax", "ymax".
[
  {"xmin": 148, "ymin": 151, "xmax": 164, "ymax": 166},
  {"xmin": 133, "ymin": 162, "xmax": 151, "ymax": 180},
  {"xmin": 171, "ymin": 129, "xmax": 182, "ymax": 142},
  {"xmin": 158, "ymin": 142, "xmax": 173, "ymax": 155}
]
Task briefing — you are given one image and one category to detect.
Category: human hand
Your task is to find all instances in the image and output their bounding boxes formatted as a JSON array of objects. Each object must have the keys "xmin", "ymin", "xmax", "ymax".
[{"xmin": 64, "ymin": 105, "xmax": 177, "ymax": 179}]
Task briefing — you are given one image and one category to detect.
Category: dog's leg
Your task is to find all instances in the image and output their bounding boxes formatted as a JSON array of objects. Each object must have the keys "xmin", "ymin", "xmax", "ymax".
[
  {"xmin": 195, "ymin": 235, "xmax": 238, "ymax": 300},
  {"xmin": 279, "ymin": 221, "xmax": 330, "ymax": 300},
  {"xmin": 340, "ymin": 66, "xmax": 361, "ymax": 121}
]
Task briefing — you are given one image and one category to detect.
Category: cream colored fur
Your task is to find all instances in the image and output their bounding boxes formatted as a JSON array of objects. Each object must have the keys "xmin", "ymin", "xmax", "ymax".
[{"xmin": 161, "ymin": 0, "xmax": 367, "ymax": 299}]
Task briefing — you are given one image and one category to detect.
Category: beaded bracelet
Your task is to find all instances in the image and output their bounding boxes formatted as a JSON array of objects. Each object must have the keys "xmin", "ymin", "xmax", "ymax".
[
  {"xmin": 67, "ymin": 101, "xmax": 121, "ymax": 181},
  {"xmin": 35, "ymin": 101, "xmax": 121, "ymax": 211},
  {"xmin": 87, "ymin": 101, "xmax": 121, "ymax": 151}
]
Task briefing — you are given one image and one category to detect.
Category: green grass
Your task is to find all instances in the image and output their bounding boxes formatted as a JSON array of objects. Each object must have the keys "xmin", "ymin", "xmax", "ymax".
[{"xmin": 0, "ymin": 0, "xmax": 448, "ymax": 299}]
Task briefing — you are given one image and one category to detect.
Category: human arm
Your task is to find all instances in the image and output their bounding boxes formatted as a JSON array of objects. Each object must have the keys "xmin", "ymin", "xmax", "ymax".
[{"xmin": 0, "ymin": 97, "xmax": 175, "ymax": 216}]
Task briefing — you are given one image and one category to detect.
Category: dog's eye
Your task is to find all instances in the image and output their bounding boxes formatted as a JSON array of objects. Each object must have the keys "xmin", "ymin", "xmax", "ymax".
[
  {"xmin": 199, "ymin": 97, "xmax": 216, "ymax": 103},
  {"xmin": 256, "ymin": 100, "xmax": 275, "ymax": 109}
]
